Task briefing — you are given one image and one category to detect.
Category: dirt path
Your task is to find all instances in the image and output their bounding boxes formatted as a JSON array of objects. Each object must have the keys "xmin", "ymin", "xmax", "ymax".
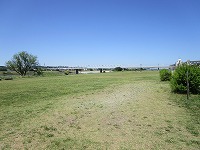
[{"xmin": 10, "ymin": 81, "xmax": 199, "ymax": 149}]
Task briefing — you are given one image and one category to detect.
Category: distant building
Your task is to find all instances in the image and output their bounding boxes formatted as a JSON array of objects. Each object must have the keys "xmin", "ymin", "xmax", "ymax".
[
  {"xmin": 169, "ymin": 64, "xmax": 176, "ymax": 70},
  {"xmin": 176, "ymin": 59, "xmax": 182, "ymax": 66},
  {"xmin": 187, "ymin": 60, "xmax": 200, "ymax": 66},
  {"xmin": 170, "ymin": 59, "xmax": 200, "ymax": 70}
]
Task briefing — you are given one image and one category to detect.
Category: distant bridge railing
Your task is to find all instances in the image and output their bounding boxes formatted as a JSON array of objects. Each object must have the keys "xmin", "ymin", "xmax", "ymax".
[{"xmin": 40, "ymin": 65, "xmax": 171, "ymax": 71}]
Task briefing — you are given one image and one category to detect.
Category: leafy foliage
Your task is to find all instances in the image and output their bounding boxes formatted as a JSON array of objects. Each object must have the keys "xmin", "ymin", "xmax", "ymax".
[
  {"xmin": 65, "ymin": 70, "xmax": 70, "ymax": 75},
  {"xmin": 4, "ymin": 76, "xmax": 13, "ymax": 80},
  {"xmin": 113, "ymin": 67, "xmax": 123, "ymax": 71},
  {"xmin": 170, "ymin": 64, "xmax": 200, "ymax": 94},
  {"xmin": 34, "ymin": 68, "xmax": 43, "ymax": 76},
  {"xmin": 159, "ymin": 69, "xmax": 172, "ymax": 81},
  {"xmin": 6, "ymin": 51, "xmax": 38, "ymax": 76},
  {"xmin": 0, "ymin": 66, "xmax": 7, "ymax": 71}
]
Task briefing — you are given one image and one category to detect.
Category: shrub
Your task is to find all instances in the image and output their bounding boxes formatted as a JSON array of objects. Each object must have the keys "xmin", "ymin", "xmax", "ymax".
[
  {"xmin": 3, "ymin": 72, "xmax": 8, "ymax": 75},
  {"xmin": 159, "ymin": 69, "xmax": 172, "ymax": 81},
  {"xmin": 4, "ymin": 76, "xmax": 13, "ymax": 80},
  {"xmin": 170, "ymin": 64, "xmax": 200, "ymax": 94},
  {"xmin": 65, "ymin": 70, "xmax": 70, "ymax": 75},
  {"xmin": 34, "ymin": 68, "xmax": 43, "ymax": 76},
  {"xmin": 89, "ymin": 68, "xmax": 93, "ymax": 71},
  {"xmin": 113, "ymin": 67, "xmax": 123, "ymax": 71},
  {"xmin": 0, "ymin": 66, "xmax": 7, "ymax": 71},
  {"xmin": 3, "ymin": 72, "xmax": 13, "ymax": 76}
]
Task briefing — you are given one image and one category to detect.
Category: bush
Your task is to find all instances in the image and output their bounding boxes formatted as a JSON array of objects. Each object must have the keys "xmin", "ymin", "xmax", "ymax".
[
  {"xmin": 4, "ymin": 76, "xmax": 13, "ymax": 80},
  {"xmin": 3, "ymin": 72, "xmax": 13, "ymax": 75},
  {"xmin": 170, "ymin": 64, "xmax": 200, "ymax": 94},
  {"xmin": 159, "ymin": 69, "xmax": 172, "ymax": 81},
  {"xmin": 34, "ymin": 68, "xmax": 43, "ymax": 76},
  {"xmin": 64, "ymin": 70, "xmax": 70, "ymax": 75},
  {"xmin": 113, "ymin": 67, "xmax": 123, "ymax": 71},
  {"xmin": 0, "ymin": 66, "xmax": 7, "ymax": 71}
]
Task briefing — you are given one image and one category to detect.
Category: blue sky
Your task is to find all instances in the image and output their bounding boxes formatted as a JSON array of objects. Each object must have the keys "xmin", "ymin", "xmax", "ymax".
[{"xmin": 0, "ymin": 0, "xmax": 200, "ymax": 67}]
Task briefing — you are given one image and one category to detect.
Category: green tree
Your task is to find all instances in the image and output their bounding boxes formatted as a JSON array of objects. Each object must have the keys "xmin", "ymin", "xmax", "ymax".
[{"xmin": 6, "ymin": 51, "xmax": 38, "ymax": 76}]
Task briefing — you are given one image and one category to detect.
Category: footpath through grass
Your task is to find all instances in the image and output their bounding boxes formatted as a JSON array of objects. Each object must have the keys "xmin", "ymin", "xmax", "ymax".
[{"xmin": 0, "ymin": 71, "xmax": 199, "ymax": 149}]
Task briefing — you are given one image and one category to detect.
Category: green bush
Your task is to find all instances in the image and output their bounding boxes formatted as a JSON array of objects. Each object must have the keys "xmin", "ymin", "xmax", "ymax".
[
  {"xmin": 159, "ymin": 69, "xmax": 172, "ymax": 81},
  {"xmin": 4, "ymin": 76, "xmax": 13, "ymax": 80},
  {"xmin": 34, "ymin": 68, "xmax": 43, "ymax": 76},
  {"xmin": 113, "ymin": 67, "xmax": 123, "ymax": 71},
  {"xmin": 0, "ymin": 66, "xmax": 7, "ymax": 71},
  {"xmin": 3, "ymin": 72, "xmax": 13, "ymax": 75},
  {"xmin": 64, "ymin": 70, "xmax": 70, "ymax": 75},
  {"xmin": 170, "ymin": 64, "xmax": 200, "ymax": 94}
]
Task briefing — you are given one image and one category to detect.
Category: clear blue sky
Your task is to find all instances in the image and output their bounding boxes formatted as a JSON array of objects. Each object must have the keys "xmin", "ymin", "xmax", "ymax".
[{"xmin": 0, "ymin": 0, "xmax": 200, "ymax": 67}]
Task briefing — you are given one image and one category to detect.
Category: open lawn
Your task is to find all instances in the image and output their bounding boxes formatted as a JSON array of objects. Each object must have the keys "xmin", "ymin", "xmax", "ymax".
[{"xmin": 0, "ymin": 71, "xmax": 199, "ymax": 149}]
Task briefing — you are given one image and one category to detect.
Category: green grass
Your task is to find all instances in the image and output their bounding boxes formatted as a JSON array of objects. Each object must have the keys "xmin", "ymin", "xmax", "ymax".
[
  {"xmin": 0, "ymin": 71, "xmax": 157, "ymax": 129},
  {"xmin": 170, "ymin": 94, "xmax": 200, "ymax": 137},
  {"xmin": 0, "ymin": 71, "xmax": 199, "ymax": 149}
]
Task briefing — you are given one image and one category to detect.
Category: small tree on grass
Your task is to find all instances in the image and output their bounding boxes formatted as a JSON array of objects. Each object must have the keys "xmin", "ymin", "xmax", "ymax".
[
  {"xmin": 159, "ymin": 69, "xmax": 172, "ymax": 81},
  {"xmin": 170, "ymin": 64, "xmax": 200, "ymax": 94},
  {"xmin": 6, "ymin": 51, "xmax": 38, "ymax": 76}
]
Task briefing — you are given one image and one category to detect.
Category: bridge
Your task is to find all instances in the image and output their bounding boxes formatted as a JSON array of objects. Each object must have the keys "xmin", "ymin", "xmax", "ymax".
[
  {"xmin": 41, "ymin": 65, "xmax": 171, "ymax": 71},
  {"xmin": 127, "ymin": 66, "xmax": 170, "ymax": 70}
]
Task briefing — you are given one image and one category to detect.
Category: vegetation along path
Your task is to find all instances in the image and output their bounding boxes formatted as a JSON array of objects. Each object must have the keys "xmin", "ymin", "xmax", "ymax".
[{"xmin": 0, "ymin": 71, "xmax": 199, "ymax": 149}]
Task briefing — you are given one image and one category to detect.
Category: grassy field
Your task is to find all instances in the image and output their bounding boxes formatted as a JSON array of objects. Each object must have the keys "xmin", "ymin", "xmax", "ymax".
[{"xmin": 0, "ymin": 71, "xmax": 199, "ymax": 149}]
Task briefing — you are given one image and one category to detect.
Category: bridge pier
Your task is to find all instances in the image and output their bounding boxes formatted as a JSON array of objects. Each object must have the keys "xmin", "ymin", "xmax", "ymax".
[{"xmin": 75, "ymin": 69, "xmax": 79, "ymax": 74}]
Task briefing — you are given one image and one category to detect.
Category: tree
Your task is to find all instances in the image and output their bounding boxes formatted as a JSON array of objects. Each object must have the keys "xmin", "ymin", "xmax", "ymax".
[{"xmin": 6, "ymin": 51, "xmax": 38, "ymax": 76}]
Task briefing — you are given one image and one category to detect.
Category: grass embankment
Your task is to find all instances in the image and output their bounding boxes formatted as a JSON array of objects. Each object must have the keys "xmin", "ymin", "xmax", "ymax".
[{"xmin": 0, "ymin": 71, "xmax": 199, "ymax": 149}]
